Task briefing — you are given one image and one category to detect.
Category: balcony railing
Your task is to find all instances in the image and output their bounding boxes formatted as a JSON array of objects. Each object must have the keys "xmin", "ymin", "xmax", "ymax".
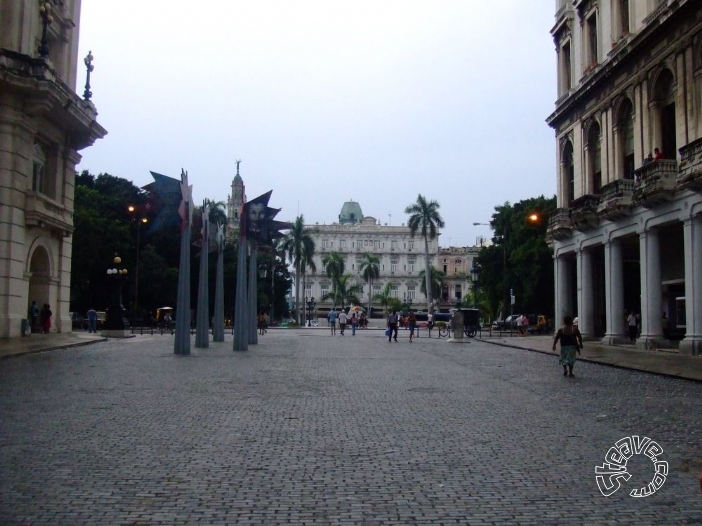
[
  {"xmin": 677, "ymin": 137, "xmax": 702, "ymax": 191},
  {"xmin": 597, "ymin": 179, "xmax": 635, "ymax": 220},
  {"xmin": 569, "ymin": 194, "xmax": 600, "ymax": 232},
  {"xmin": 547, "ymin": 208, "xmax": 572, "ymax": 241},
  {"xmin": 633, "ymin": 160, "xmax": 678, "ymax": 207},
  {"xmin": 642, "ymin": 0, "xmax": 670, "ymax": 26},
  {"xmin": 25, "ymin": 192, "xmax": 73, "ymax": 236}
]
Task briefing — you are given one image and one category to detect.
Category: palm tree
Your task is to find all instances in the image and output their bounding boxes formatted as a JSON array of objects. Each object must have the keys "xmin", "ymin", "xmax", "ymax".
[
  {"xmin": 322, "ymin": 251, "xmax": 345, "ymax": 308},
  {"xmin": 207, "ymin": 200, "xmax": 227, "ymax": 226},
  {"xmin": 405, "ymin": 194, "xmax": 445, "ymax": 312},
  {"xmin": 321, "ymin": 273, "xmax": 363, "ymax": 311},
  {"xmin": 282, "ymin": 215, "xmax": 315, "ymax": 324},
  {"xmin": 418, "ymin": 266, "xmax": 446, "ymax": 303},
  {"xmin": 358, "ymin": 253, "xmax": 380, "ymax": 316},
  {"xmin": 372, "ymin": 282, "xmax": 401, "ymax": 316},
  {"xmin": 300, "ymin": 252, "xmax": 317, "ymax": 325}
]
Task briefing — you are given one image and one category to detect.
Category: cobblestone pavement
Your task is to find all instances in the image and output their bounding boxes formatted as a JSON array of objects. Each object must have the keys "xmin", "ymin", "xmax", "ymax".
[{"xmin": 1, "ymin": 329, "xmax": 701, "ymax": 525}]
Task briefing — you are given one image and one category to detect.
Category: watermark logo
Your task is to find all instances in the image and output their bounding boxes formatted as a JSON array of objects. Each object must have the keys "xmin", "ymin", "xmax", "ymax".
[{"xmin": 595, "ymin": 436, "xmax": 668, "ymax": 497}]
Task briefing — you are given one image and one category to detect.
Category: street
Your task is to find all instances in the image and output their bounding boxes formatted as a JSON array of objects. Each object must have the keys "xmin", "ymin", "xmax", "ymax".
[{"xmin": 1, "ymin": 329, "xmax": 701, "ymax": 525}]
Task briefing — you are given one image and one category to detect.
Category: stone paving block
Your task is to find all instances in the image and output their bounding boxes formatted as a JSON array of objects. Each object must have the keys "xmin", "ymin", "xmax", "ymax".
[{"xmin": 0, "ymin": 331, "xmax": 701, "ymax": 524}]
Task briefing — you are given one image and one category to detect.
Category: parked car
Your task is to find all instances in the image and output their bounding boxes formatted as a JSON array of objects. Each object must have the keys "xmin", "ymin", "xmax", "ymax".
[{"xmin": 70, "ymin": 312, "xmax": 88, "ymax": 330}]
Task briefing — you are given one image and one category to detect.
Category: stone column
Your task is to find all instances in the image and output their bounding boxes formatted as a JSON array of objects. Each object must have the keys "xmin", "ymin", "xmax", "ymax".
[
  {"xmin": 680, "ymin": 215, "xmax": 702, "ymax": 355},
  {"xmin": 602, "ymin": 238, "xmax": 626, "ymax": 344},
  {"xmin": 577, "ymin": 248, "xmax": 595, "ymax": 340},
  {"xmin": 638, "ymin": 229, "xmax": 664, "ymax": 350},
  {"xmin": 555, "ymin": 254, "xmax": 570, "ymax": 326}
]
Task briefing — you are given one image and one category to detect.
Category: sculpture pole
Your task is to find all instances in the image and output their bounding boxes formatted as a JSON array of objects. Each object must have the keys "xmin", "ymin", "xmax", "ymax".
[
  {"xmin": 195, "ymin": 201, "xmax": 210, "ymax": 348},
  {"xmin": 248, "ymin": 241, "xmax": 259, "ymax": 345},
  {"xmin": 213, "ymin": 223, "xmax": 225, "ymax": 342},
  {"xmin": 233, "ymin": 232, "xmax": 249, "ymax": 351},
  {"xmin": 174, "ymin": 169, "xmax": 193, "ymax": 355}
]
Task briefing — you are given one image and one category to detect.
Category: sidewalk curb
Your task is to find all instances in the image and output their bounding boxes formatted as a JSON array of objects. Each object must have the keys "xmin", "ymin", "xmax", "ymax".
[
  {"xmin": 0, "ymin": 337, "xmax": 108, "ymax": 360},
  {"xmin": 477, "ymin": 338, "xmax": 702, "ymax": 383}
]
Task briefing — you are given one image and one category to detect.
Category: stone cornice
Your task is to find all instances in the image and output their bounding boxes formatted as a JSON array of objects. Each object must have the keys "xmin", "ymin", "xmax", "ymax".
[
  {"xmin": 0, "ymin": 50, "xmax": 107, "ymax": 150},
  {"xmin": 546, "ymin": 0, "xmax": 695, "ymax": 129}
]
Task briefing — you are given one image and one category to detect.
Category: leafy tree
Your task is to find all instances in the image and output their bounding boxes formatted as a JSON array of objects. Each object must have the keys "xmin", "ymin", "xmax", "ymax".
[
  {"xmin": 477, "ymin": 196, "xmax": 556, "ymax": 320},
  {"xmin": 282, "ymin": 215, "xmax": 315, "ymax": 324},
  {"xmin": 405, "ymin": 194, "xmax": 445, "ymax": 312},
  {"xmin": 358, "ymin": 253, "xmax": 380, "ymax": 315},
  {"xmin": 71, "ymin": 173, "xmax": 144, "ymax": 315}
]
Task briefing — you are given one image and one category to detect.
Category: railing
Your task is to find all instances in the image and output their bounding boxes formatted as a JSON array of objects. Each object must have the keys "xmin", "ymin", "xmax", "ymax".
[
  {"xmin": 633, "ymin": 160, "xmax": 678, "ymax": 206},
  {"xmin": 547, "ymin": 208, "xmax": 572, "ymax": 240},
  {"xmin": 597, "ymin": 179, "xmax": 635, "ymax": 219},
  {"xmin": 642, "ymin": 0, "xmax": 670, "ymax": 26},
  {"xmin": 608, "ymin": 35, "xmax": 630, "ymax": 58},
  {"xmin": 678, "ymin": 138, "xmax": 702, "ymax": 190},
  {"xmin": 569, "ymin": 194, "xmax": 600, "ymax": 231}
]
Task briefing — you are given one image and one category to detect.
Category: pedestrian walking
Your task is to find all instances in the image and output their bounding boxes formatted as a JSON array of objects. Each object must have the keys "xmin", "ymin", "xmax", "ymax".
[
  {"xmin": 407, "ymin": 311, "xmax": 417, "ymax": 342},
  {"xmin": 627, "ymin": 310, "xmax": 638, "ymax": 342},
  {"xmin": 387, "ymin": 310, "xmax": 398, "ymax": 342},
  {"xmin": 338, "ymin": 310, "xmax": 348, "ymax": 335},
  {"xmin": 427, "ymin": 311, "xmax": 434, "ymax": 337},
  {"xmin": 258, "ymin": 311, "xmax": 266, "ymax": 335},
  {"xmin": 328, "ymin": 309, "xmax": 337, "ymax": 335},
  {"xmin": 552, "ymin": 315, "xmax": 583, "ymax": 377},
  {"xmin": 87, "ymin": 307, "xmax": 97, "ymax": 333},
  {"xmin": 350, "ymin": 312, "xmax": 358, "ymax": 335}
]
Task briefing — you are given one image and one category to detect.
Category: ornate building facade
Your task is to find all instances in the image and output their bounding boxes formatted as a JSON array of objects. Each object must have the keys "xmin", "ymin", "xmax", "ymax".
[
  {"xmin": 547, "ymin": 0, "xmax": 702, "ymax": 354},
  {"xmin": 0, "ymin": 0, "xmax": 106, "ymax": 337},
  {"xmin": 438, "ymin": 246, "xmax": 480, "ymax": 307},
  {"xmin": 303, "ymin": 201, "xmax": 440, "ymax": 316}
]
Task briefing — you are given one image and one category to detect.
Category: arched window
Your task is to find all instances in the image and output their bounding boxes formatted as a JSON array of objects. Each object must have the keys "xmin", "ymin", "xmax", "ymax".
[
  {"xmin": 587, "ymin": 122, "xmax": 602, "ymax": 192},
  {"xmin": 616, "ymin": 99, "xmax": 635, "ymax": 179},
  {"xmin": 653, "ymin": 69, "xmax": 676, "ymax": 160},
  {"xmin": 562, "ymin": 140, "xmax": 575, "ymax": 204},
  {"xmin": 32, "ymin": 144, "xmax": 46, "ymax": 193}
]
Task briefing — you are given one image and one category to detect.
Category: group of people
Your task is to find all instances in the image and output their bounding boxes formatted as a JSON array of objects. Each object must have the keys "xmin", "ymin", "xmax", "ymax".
[
  {"xmin": 28, "ymin": 301, "xmax": 52, "ymax": 334},
  {"xmin": 386, "ymin": 310, "xmax": 418, "ymax": 342},
  {"xmin": 327, "ymin": 309, "xmax": 364, "ymax": 336},
  {"xmin": 642, "ymin": 147, "xmax": 666, "ymax": 166},
  {"xmin": 515, "ymin": 314, "xmax": 531, "ymax": 336}
]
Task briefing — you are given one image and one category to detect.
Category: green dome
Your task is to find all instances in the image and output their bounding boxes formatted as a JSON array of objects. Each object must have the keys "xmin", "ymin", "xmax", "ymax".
[{"xmin": 339, "ymin": 201, "xmax": 363, "ymax": 224}]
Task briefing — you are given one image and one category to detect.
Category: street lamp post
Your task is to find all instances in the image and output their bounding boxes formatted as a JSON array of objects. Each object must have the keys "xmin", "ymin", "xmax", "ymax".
[
  {"xmin": 128, "ymin": 205, "xmax": 149, "ymax": 322},
  {"xmin": 83, "ymin": 51, "xmax": 94, "ymax": 101},
  {"xmin": 104, "ymin": 255, "xmax": 129, "ymax": 332},
  {"xmin": 38, "ymin": 2, "xmax": 53, "ymax": 58},
  {"xmin": 306, "ymin": 297, "xmax": 316, "ymax": 327},
  {"xmin": 470, "ymin": 260, "xmax": 481, "ymax": 309}
]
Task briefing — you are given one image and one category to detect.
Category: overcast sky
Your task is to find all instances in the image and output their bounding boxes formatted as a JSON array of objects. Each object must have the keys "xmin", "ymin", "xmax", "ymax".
[{"xmin": 76, "ymin": 1, "xmax": 556, "ymax": 247}]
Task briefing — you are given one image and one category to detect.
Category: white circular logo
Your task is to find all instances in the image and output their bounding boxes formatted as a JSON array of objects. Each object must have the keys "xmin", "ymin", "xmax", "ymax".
[{"xmin": 595, "ymin": 436, "xmax": 668, "ymax": 497}]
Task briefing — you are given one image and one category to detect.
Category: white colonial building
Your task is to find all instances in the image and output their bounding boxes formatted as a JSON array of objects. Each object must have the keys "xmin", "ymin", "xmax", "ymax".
[
  {"xmin": 299, "ymin": 202, "xmax": 482, "ymax": 316},
  {"xmin": 0, "ymin": 0, "xmax": 106, "ymax": 337},
  {"xmin": 547, "ymin": 0, "xmax": 702, "ymax": 354}
]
